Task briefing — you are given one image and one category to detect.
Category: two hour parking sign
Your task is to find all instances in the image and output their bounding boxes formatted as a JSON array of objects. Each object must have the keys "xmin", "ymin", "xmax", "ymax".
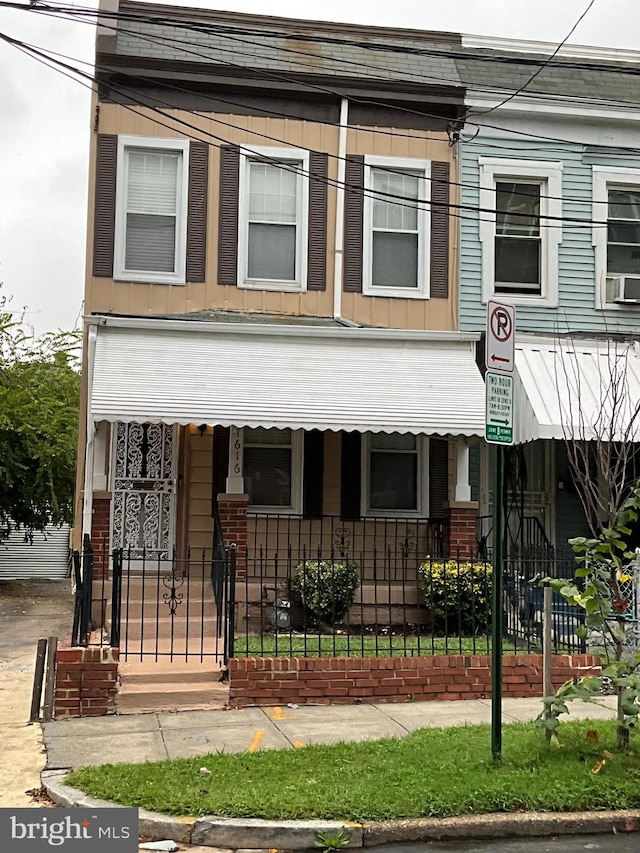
[{"xmin": 485, "ymin": 300, "xmax": 515, "ymax": 445}]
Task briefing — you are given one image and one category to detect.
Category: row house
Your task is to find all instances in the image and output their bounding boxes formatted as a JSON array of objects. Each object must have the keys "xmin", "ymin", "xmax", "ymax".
[
  {"xmin": 75, "ymin": 0, "xmax": 488, "ymax": 658},
  {"xmin": 455, "ymin": 36, "xmax": 640, "ymax": 558}
]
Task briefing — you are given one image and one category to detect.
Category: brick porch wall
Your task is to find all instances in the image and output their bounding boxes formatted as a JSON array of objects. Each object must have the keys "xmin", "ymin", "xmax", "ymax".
[
  {"xmin": 228, "ymin": 653, "xmax": 601, "ymax": 707},
  {"xmin": 54, "ymin": 646, "xmax": 119, "ymax": 718},
  {"xmin": 90, "ymin": 493, "xmax": 111, "ymax": 578},
  {"xmin": 218, "ymin": 493, "xmax": 248, "ymax": 579},
  {"xmin": 446, "ymin": 501, "xmax": 479, "ymax": 560}
]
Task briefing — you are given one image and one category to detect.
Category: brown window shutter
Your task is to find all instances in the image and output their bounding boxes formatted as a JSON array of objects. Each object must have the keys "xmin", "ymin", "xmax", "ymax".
[
  {"xmin": 303, "ymin": 430, "xmax": 324, "ymax": 518},
  {"xmin": 343, "ymin": 155, "xmax": 364, "ymax": 293},
  {"xmin": 186, "ymin": 141, "xmax": 208, "ymax": 283},
  {"xmin": 340, "ymin": 431, "xmax": 362, "ymax": 519},
  {"xmin": 430, "ymin": 161, "xmax": 450, "ymax": 298},
  {"xmin": 307, "ymin": 151, "xmax": 328, "ymax": 291},
  {"xmin": 93, "ymin": 134, "xmax": 118, "ymax": 277},
  {"xmin": 218, "ymin": 145, "xmax": 240, "ymax": 286},
  {"xmin": 429, "ymin": 437, "xmax": 449, "ymax": 519}
]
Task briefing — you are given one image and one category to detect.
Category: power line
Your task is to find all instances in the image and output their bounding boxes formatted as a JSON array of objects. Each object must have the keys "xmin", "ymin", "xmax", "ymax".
[
  {"xmin": 0, "ymin": 29, "xmax": 619, "ymax": 231},
  {"xmin": 471, "ymin": 0, "xmax": 599, "ymax": 116},
  {"xmin": 9, "ymin": 0, "xmax": 640, "ymax": 77},
  {"xmin": 9, "ymin": 0, "xmax": 640, "ymax": 113},
  {"xmin": 21, "ymin": 0, "xmax": 640, "ymax": 163},
  {"xmin": 17, "ymin": 33, "xmax": 640, "ymax": 212}
]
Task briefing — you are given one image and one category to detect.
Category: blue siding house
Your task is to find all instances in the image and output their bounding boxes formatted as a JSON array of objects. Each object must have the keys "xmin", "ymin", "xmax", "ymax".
[{"xmin": 454, "ymin": 37, "xmax": 640, "ymax": 552}]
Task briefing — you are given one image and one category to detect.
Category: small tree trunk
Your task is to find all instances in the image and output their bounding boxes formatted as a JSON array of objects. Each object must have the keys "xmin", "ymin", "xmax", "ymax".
[
  {"xmin": 617, "ymin": 685, "xmax": 630, "ymax": 751},
  {"xmin": 616, "ymin": 633, "xmax": 630, "ymax": 751}
]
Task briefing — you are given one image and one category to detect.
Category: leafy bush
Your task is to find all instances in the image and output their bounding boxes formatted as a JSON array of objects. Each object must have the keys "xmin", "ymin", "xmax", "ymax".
[
  {"xmin": 418, "ymin": 558, "xmax": 492, "ymax": 635},
  {"xmin": 291, "ymin": 560, "xmax": 360, "ymax": 626}
]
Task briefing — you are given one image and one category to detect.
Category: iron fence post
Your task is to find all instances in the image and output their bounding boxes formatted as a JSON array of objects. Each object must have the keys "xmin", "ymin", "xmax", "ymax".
[{"xmin": 110, "ymin": 549, "xmax": 123, "ymax": 647}]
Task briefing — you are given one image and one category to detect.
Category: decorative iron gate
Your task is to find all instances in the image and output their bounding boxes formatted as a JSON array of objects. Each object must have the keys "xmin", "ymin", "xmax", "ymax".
[
  {"xmin": 108, "ymin": 545, "xmax": 236, "ymax": 664},
  {"xmin": 112, "ymin": 423, "xmax": 176, "ymax": 561}
]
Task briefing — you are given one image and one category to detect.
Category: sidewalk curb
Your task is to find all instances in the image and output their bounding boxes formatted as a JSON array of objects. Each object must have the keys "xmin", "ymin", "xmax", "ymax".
[{"xmin": 41, "ymin": 770, "xmax": 640, "ymax": 849}]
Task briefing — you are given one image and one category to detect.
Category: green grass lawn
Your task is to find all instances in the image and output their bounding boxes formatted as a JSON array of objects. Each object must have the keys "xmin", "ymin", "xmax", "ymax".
[
  {"xmin": 66, "ymin": 720, "xmax": 640, "ymax": 822},
  {"xmin": 231, "ymin": 633, "xmax": 529, "ymax": 657}
]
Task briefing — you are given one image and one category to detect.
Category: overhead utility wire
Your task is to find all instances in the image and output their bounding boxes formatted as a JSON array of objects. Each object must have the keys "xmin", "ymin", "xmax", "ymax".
[
  {"xmin": 0, "ymin": 29, "xmax": 614, "ymax": 231},
  {"xmin": 12, "ymin": 32, "xmax": 637, "ymax": 212},
  {"xmin": 26, "ymin": 2, "xmax": 640, "ymax": 163},
  {"xmin": 8, "ymin": 0, "xmax": 640, "ymax": 78},
  {"xmin": 26, "ymin": 0, "xmax": 640, "ymax": 115},
  {"xmin": 28, "ymin": 1, "xmax": 640, "ymax": 156},
  {"xmin": 470, "ymin": 0, "xmax": 598, "ymax": 116}
]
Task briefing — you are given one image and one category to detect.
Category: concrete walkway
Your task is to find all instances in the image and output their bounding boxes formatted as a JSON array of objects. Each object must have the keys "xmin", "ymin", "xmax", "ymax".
[
  {"xmin": 43, "ymin": 694, "xmax": 618, "ymax": 770},
  {"xmin": 0, "ymin": 579, "xmax": 72, "ymax": 808}
]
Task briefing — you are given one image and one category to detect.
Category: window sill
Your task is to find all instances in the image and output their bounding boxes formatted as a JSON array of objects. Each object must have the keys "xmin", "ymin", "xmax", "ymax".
[
  {"xmin": 484, "ymin": 293, "xmax": 557, "ymax": 308},
  {"xmin": 247, "ymin": 506, "xmax": 302, "ymax": 515},
  {"xmin": 363, "ymin": 287, "xmax": 429, "ymax": 300},
  {"xmin": 362, "ymin": 509, "xmax": 427, "ymax": 519},
  {"xmin": 114, "ymin": 272, "xmax": 186, "ymax": 286},
  {"xmin": 599, "ymin": 301, "xmax": 640, "ymax": 311},
  {"xmin": 239, "ymin": 280, "xmax": 305, "ymax": 293}
]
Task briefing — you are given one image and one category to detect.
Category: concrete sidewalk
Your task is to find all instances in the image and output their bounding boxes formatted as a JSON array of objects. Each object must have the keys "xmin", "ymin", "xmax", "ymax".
[
  {"xmin": 43, "ymin": 694, "xmax": 618, "ymax": 771},
  {"xmin": 0, "ymin": 579, "xmax": 73, "ymax": 808}
]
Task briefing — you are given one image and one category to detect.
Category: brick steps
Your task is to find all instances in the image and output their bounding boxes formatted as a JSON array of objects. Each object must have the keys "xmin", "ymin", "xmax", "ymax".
[{"xmin": 117, "ymin": 658, "xmax": 229, "ymax": 714}]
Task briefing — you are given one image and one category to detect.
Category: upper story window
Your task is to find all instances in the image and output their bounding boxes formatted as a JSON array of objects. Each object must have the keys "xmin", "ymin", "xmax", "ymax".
[
  {"xmin": 114, "ymin": 136, "xmax": 189, "ymax": 284},
  {"xmin": 495, "ymin": 182, "xmax": 542, "ymax": 295},
  {"xmin": 607, "ymin": 189, "xmax": 640, "ymax": 275},
  {"xmin": 363, "ymin": 156, "xmax": 431, "ymax": 299},
  {"xmin": 479, "ymin": 158, "xmax": 562, "ymax": 307},
  {"xmin": 243, "ymin": 427, "xmax": 303, "ymax": 512},
  {"xmin": 593, "ymin": 166, "xmax": 640, "ymax": 308},
  {"xmin": 362, "ymin": 433, "xmax": 428, "ymax": 516},
  {"xmin": 238, "ymin": 147, "xmax": 309, "ymax": 292}
]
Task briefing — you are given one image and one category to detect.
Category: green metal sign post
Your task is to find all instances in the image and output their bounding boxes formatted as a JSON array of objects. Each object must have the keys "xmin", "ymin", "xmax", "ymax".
[
  {"xmin": 485, "ymin": 299, "xmax": 515, "ymax": 765},
  {"xmin": 491, "ymin": 445, "xmax": 504, "ymax": 763}
]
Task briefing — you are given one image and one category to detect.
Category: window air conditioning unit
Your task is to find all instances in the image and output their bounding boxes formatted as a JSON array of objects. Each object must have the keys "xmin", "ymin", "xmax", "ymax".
[{"xmin": 611, "ymin": 275, "xmax": 640, "ymax": 304}]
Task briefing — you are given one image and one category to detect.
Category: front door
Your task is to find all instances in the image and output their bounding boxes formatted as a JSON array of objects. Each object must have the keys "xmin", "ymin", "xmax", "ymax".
[{"xmin": 111, "ymin": 422, "xmax": 176, "ymax": 565}]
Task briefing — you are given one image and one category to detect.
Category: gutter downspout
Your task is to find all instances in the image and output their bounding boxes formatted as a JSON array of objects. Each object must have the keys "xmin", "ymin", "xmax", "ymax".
[
  {"xmin": 333, "ymin": 98, "xmax": 358, "ymax": 326},
  {"xmin": 81, "ymin": 324, "xmax": 97, "ymax": 547}
]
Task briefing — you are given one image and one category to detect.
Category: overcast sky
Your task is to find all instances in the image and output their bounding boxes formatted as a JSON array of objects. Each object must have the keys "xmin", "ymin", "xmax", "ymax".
[{"xmin": 1, "ymin": 0, "xmax": 640, "ymax": 334}]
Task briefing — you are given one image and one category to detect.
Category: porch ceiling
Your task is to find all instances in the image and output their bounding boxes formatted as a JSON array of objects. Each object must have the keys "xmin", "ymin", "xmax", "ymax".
[
  {"xmin": 89, "ymin": 320, "xmax": 486, "ymax": 436},
  {"xmin": 513, "ymin": 336, "xmax": 640, "ymax": 443}
]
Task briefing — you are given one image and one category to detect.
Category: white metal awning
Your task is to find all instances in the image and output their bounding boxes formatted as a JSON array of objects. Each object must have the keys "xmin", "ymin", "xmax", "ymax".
[
  {"xmin": 513, "ymin": 336, "xmax": 640, "ymax": 443},
  {"xmin": 88, "ymin": 318, "xmax": 486, "ymax": 436}
]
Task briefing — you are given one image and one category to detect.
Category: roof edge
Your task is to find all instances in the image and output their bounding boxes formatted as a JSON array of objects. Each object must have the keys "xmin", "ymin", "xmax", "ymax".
[
  {"xmin": 462, "ymin": 34, "xmax": 640, "ymax": 64},
  {"xmin": 86, "ymin": 313, "xmax": 481, "ymax": 343},
  {"xmin": 117, "ymin": 0, "xmax": 461, "ymax": 45}
]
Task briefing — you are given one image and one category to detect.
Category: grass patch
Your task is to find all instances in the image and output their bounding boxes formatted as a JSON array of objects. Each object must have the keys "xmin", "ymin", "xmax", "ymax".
[
  {"xmin": 66, "ymin": 720, "xmax": 640, "ymax": 821},
  {"xmin": 231, "ymin": 634, "xmax": 527, "ymax": 658}
]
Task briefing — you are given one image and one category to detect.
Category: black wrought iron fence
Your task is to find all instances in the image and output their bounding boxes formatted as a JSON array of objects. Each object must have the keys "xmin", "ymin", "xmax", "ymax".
[
  {"xmin": 71, "ymin": 535, "xmax": 93, "ymax": 647},
  {"xmin": 234, "ymin": 547, "xmax": 586, "ymax": 659},
  {"xmin": 247, "ymin": 514, "xmax": 447, "ymax": 581},
  {"xmin": 73, "ymin": 543, "xmax": 236, "ymax": 664}
]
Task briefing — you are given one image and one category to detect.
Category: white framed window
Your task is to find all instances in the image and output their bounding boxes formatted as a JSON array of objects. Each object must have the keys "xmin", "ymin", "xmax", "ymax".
[
  {"xmin": 363, "ymin": 156, "xmax": 431, "ymax": 299},
  {"xmin": 243, "ymin": 427, "xmax": 303, "ymax": 513},
  {"xmin": 361, "ymin": 433, "xmax": 428, "ymax": 517},
  {"xmin": 593, "ymin": 166, "xmax": 640, "ymax": 309},
  {"xmin": 114, "ymin": 136, "xmax": 189, "ymax": 284},
  {"xmin": 237, "ymin": 146, "xmax": 309, "ymax": 292},
  {"xmin": 479, "ymin": 158, "xmax": 562, "ymax": 307}
]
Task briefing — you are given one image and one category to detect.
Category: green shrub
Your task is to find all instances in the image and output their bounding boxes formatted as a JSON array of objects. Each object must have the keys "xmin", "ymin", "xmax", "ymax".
[
  {"xmin": 291, "ymin": 560, "xmax": 360, "ymax": 626},
  {"xmin": 418, "ymin": 558, "xmax": 492, "ymax": 635}
]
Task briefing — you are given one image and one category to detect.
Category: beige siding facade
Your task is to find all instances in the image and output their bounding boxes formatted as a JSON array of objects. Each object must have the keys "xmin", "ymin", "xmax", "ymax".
[{"xmin": 84, "ymin": 105, "xmax": 459, "ymax": 331}]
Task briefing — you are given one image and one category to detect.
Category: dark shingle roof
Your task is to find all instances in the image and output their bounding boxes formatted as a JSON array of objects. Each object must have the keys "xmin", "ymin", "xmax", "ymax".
[
  {"xmin": 454, "ymin": 48, "xmax": 640, "ymax": 108},
  {"xmin": 112, "ymin": 0, "xmax": 463, "ymax": 91}
]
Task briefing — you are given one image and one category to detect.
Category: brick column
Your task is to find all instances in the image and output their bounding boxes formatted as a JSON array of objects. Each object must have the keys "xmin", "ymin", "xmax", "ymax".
[
  {"xmin": 54, "ymin": 646, "xmax": 119, "ymax": 718},
  {"xmin": 446, "ymin": 500, "xmax": 479, "ymax": 560},
  {"xmin": 90, "ymin": 491, "xmax": 112, "ymax": 578},
  {"xmin": 217, "ymin": 493, "xmax": 248, "ymax": 579}
]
